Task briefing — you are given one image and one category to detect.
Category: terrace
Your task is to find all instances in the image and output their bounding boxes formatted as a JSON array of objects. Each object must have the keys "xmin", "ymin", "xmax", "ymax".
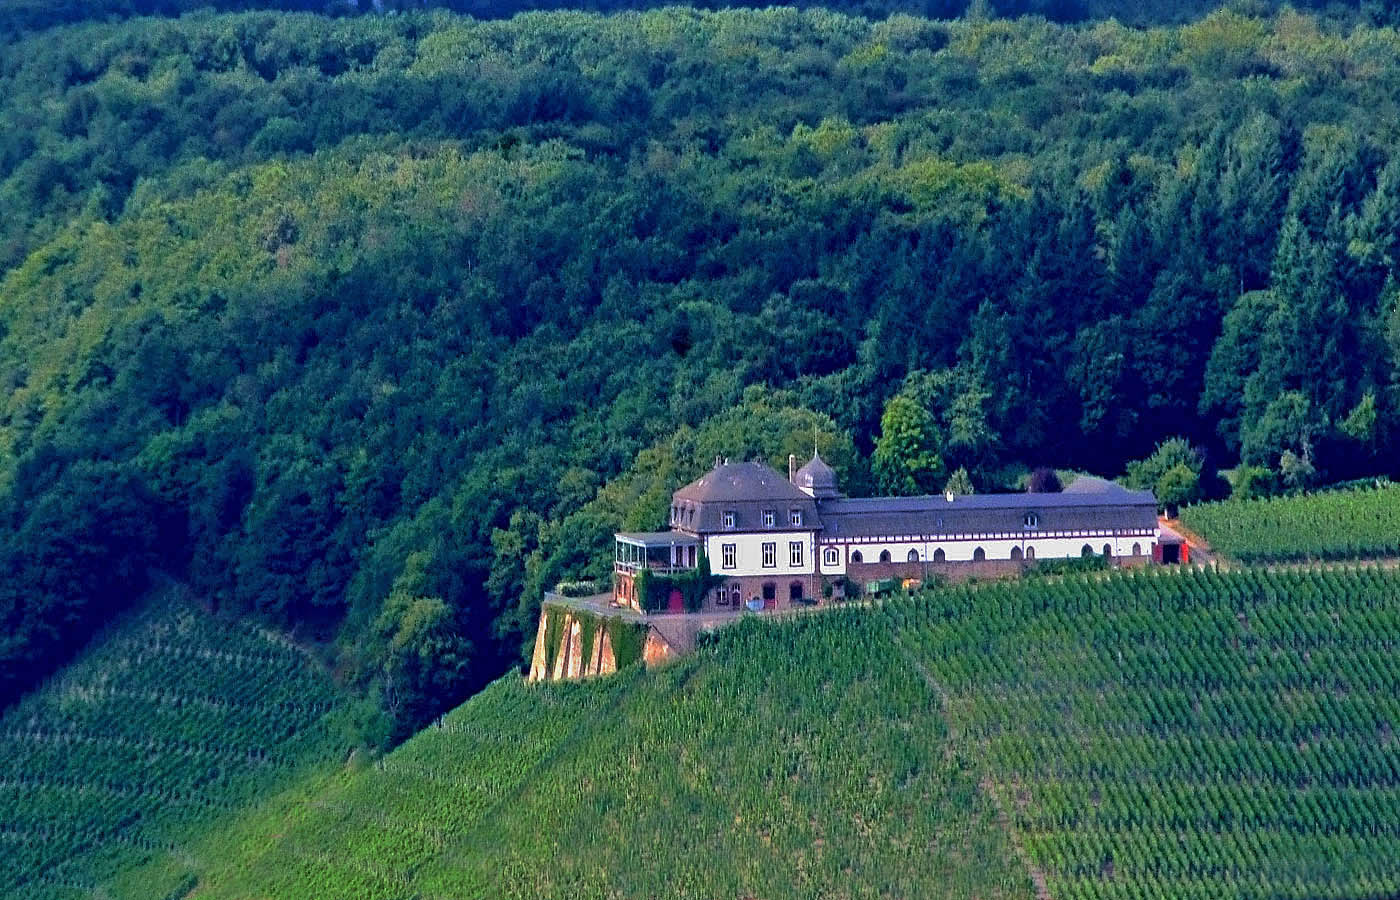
[{"xmin": 613, "ymin": 531, "xmax": 701, "ymax": 576}]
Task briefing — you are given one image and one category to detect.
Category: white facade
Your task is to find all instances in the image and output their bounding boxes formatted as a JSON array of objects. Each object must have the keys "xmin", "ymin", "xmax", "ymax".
[
  {"xmin": 713, "ymin": 527, "xmax": 1158, "ymax": 579},
  {"xmin": 706, "ymin": 530, "xmax": 818, "ymax": 578},
  {"xmin": 818, "ymin": 529, "xmax": 1158, "ymax": 575}
]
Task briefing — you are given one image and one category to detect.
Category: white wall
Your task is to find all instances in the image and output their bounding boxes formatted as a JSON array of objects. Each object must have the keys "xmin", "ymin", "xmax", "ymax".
[
  {"xmin": 714, "ymin": 528, "xmax": 1159, "ymax": 580},
  {"xmin": 706, "ymin": 530, "xmax": 818, "ymax": 577},
  {"xmin": 820, "ymin": 530, "xmax": 1158, "ymax": 566},
  {"xmin": 819, "ymin": 544, "xmax": 847, "ymax": 576}
]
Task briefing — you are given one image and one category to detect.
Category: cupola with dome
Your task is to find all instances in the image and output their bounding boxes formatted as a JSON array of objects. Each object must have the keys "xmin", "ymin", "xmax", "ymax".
[{"xmin": 793, "ymin": 451, "xmax": 840, "ymax": 499}]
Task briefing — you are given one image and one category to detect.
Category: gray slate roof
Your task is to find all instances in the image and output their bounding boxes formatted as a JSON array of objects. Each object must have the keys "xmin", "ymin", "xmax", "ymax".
[
  {"xmin": 1062, "ymin": 474, "xmax": 1129, "ymax": 494},
  {"xmin": 672, "ymin": 461, "xmax": 820, "ymax": 534},
  {"xmin": 665, "ymin": 459, "xmax": 1157, "ymax": 539},
  {"xmin": 794, "ymin": 452, "xmax": 839, "ymax": 498},
  {"xmin": 616, "ymin": 531, "xmax": 701, "ymax": 547},
  {"xmin": 818, "ymin": 490, "xmax": 1157, "ymax": 539}
]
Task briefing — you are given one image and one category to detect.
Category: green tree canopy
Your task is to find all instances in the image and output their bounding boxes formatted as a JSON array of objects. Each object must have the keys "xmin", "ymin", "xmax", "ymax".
[{"xmin": 873, "ymin": 395, "xmax": 945, "ymax": 496}]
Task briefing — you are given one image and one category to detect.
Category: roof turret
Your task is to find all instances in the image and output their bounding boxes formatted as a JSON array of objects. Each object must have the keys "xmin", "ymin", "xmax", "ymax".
[{"xmin": 794, "ymin": 451, "xmax": 839, "ymax": 499}]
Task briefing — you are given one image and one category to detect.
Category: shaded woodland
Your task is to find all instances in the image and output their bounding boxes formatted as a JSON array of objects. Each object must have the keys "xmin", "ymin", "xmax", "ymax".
[{"xmin": 4, "ymin": 4, "xmax": 1400, "ymax": 741}]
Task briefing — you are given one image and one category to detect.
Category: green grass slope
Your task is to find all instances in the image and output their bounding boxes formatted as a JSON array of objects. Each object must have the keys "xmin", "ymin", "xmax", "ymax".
[
  {"xmin": 153, "ymin": 567, "xmax": 1400, "ymax": 899},
  {"xmin": 0, "ymin": 592, "xmax": 352, "ymax": 900},
  {"xmin": 1180, "ymin": 483, "xmax": 1400, "ymax": 563}
]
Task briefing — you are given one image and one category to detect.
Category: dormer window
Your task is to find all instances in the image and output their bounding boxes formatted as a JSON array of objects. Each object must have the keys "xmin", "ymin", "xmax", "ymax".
[
  {"xmin": 1023, "ymin": 512, "xmax": 1039, "ymax": 530},
  {"xmin": 723, "ymin": 510, "xmax": 736, "ymax": 529},
  {"xmin": 762, "ymin": 509, "xmax": 776, "ymax": 528},
  {"xmin": 789, "ymin": 509, "xmax": 802, "ymax": 527}
]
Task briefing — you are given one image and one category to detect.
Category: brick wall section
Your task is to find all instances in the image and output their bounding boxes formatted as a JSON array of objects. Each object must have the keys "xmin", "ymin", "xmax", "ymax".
[
  {"xmin": 549, "ymin": 615, "xmax": 572, "ymax": 680},
  {"xmin": 705, "ymin": 573, "xmax": 823, "ymax": 611},
  {"xmin": 528, "ymin": 606, "xmax": 635, "ymax": 682},
  {"xmin": 565, "ymin": 618, "xmax": 584, "ymax": 678},
  {"xmin": 595, "ymin": 629, "xmax": 617, "ymax": 676},
  {"xmin": 848, "ymin": 551, "xmax": 1151, "ymax": 586},
  {"xmin": 847, "ymin": 559, "xmax": 1021, "ymax": 583},
  {"xmin": 643, "ymin": 629, "xmax": 675, "ymax": 667},
  {"xmin": 527, "ymin": 608, "xmax": 550, "ymax": 682}
]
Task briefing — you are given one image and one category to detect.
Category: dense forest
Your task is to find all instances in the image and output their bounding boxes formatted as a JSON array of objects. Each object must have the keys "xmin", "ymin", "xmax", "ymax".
[
  {"xmin": 9, "ymin": 0, "xmax": 1397, "ymax": 42},
  {"xmin": 5, "ymin": 1, "xmax": 1400, "ymax": 742}
]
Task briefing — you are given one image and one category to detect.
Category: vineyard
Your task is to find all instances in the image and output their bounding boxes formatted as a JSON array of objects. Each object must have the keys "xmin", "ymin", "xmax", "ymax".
[
  {"xmin": 887, "ymin": 566, "xmax": 1400, "ymax": 900},
  {"xmin": 104, "ymin": 566, "xmax": 1400, "ymax": 900},
  {"xmin": 1179, "ymin": 482, "xmax": 1400, "ymax": 563},
  {"xmin": 151, "ymin": 612, "xmax": 1029, "ymax": 900},
  {"xmin": 0, "ymin": 598, "xmax": 350, "ymax": 900}
]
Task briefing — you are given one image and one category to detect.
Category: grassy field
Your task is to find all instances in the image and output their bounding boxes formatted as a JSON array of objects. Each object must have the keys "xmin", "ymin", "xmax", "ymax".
[
  {"xmin": 101, "ymin": 566, "xmax": 1400, "ymax": 900},
  {"xmin": 1180, "ymin": 482, "xmax": 1400, "ymax": 563},
  {"xmin": 0, "ymin": 593, "xmax": 352, "ymax": 900}
]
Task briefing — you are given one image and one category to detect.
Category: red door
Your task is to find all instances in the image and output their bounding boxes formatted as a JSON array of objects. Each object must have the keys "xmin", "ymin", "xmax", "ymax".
[{"xmin": 667, "ymin": 588, "xmax": 684, "ymax": 613}]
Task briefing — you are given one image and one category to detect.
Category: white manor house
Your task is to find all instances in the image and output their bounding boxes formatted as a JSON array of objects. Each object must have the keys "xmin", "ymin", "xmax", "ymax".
[{"xmin": 612, "ymin": 453, "xmax": 1178, "ymax": 613}]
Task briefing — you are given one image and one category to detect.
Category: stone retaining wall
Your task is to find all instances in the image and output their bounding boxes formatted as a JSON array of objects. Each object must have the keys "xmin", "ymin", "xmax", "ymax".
[{"xmin": 527, "ymin": 604, "xmax": 655, "ymax": 683}]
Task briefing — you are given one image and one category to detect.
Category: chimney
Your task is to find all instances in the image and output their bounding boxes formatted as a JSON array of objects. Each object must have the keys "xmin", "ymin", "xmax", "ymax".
[{"xmin": 788, "ymin": 453, "xmax": 797, "ymax": 483}]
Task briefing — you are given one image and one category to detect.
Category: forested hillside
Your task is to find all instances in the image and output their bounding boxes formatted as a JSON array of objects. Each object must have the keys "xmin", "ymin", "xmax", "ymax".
[
  {"xmin": 6, "ymin": 5, "xmax": 1400, "ymax": 741},
  {"xmin": 6, "ymin": 0, "xmax": 1394, "ymax": 44}
]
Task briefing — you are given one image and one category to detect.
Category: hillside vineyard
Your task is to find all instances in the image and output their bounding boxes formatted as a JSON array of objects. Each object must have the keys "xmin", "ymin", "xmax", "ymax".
[
  {"xmin": 890, "ymin": 567, "xmax": 1400, "ymax": 900},
  {"xmin": 121, "ymin": 567, "xmax": 1400, "ymax": 900},
  {"xmin": 0, "ymin": 601, "xmax": 348, "ymax": 900},
  {"xmin": 1181, "ymin": 483, "xmax": 1400, "ymax": 563}
]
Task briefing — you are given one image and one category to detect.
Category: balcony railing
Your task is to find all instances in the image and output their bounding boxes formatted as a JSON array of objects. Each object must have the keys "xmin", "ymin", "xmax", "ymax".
[{"xmin": 615, "ymin": 560, "xmax": 697, "ymax": 575}]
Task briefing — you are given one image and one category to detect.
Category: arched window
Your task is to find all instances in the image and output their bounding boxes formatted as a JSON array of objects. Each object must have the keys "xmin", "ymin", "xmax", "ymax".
[
  {"xmin": 879, "ymin": 549, "xmax": 892, "ymax": 563},
  {"xmin": 933, "ymin": 548, "xmax": 946, "ymax": 563},
  {"xmin": 1103, "ymin": 543, "xmax": 1113, "ymax": 558},
  {"xmin": 973, "ymin": 547, "xmax": 986, "ymax": 562},
  {"xmin": 823, "ymin": 547, "xmax": 839, "ymax": 566},
  {"xmin": 1026, "ymin": 546, "xmax": 1036, "ymax": 560},
  {"xmin": 907, "ymin": 549, "xmax": 920, "ymax": 562},
  {"xmin": 730, "ymin": 586, "xmax": 741, "ymax": 606},
  {"xmin": 850, "ymin": 550, "xmax": 863, "ymax": 564},
  {"xmin": 1010, "ymin": 546, "xmax": 1023, "ymax": 561},
  {"xmin": 1081, "ymin": 544, "xmax": 1094, "ymax": 557},
  {"xmin": 1132, "ymin": 542, "xmax": 1142, "ymax": 557}
]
